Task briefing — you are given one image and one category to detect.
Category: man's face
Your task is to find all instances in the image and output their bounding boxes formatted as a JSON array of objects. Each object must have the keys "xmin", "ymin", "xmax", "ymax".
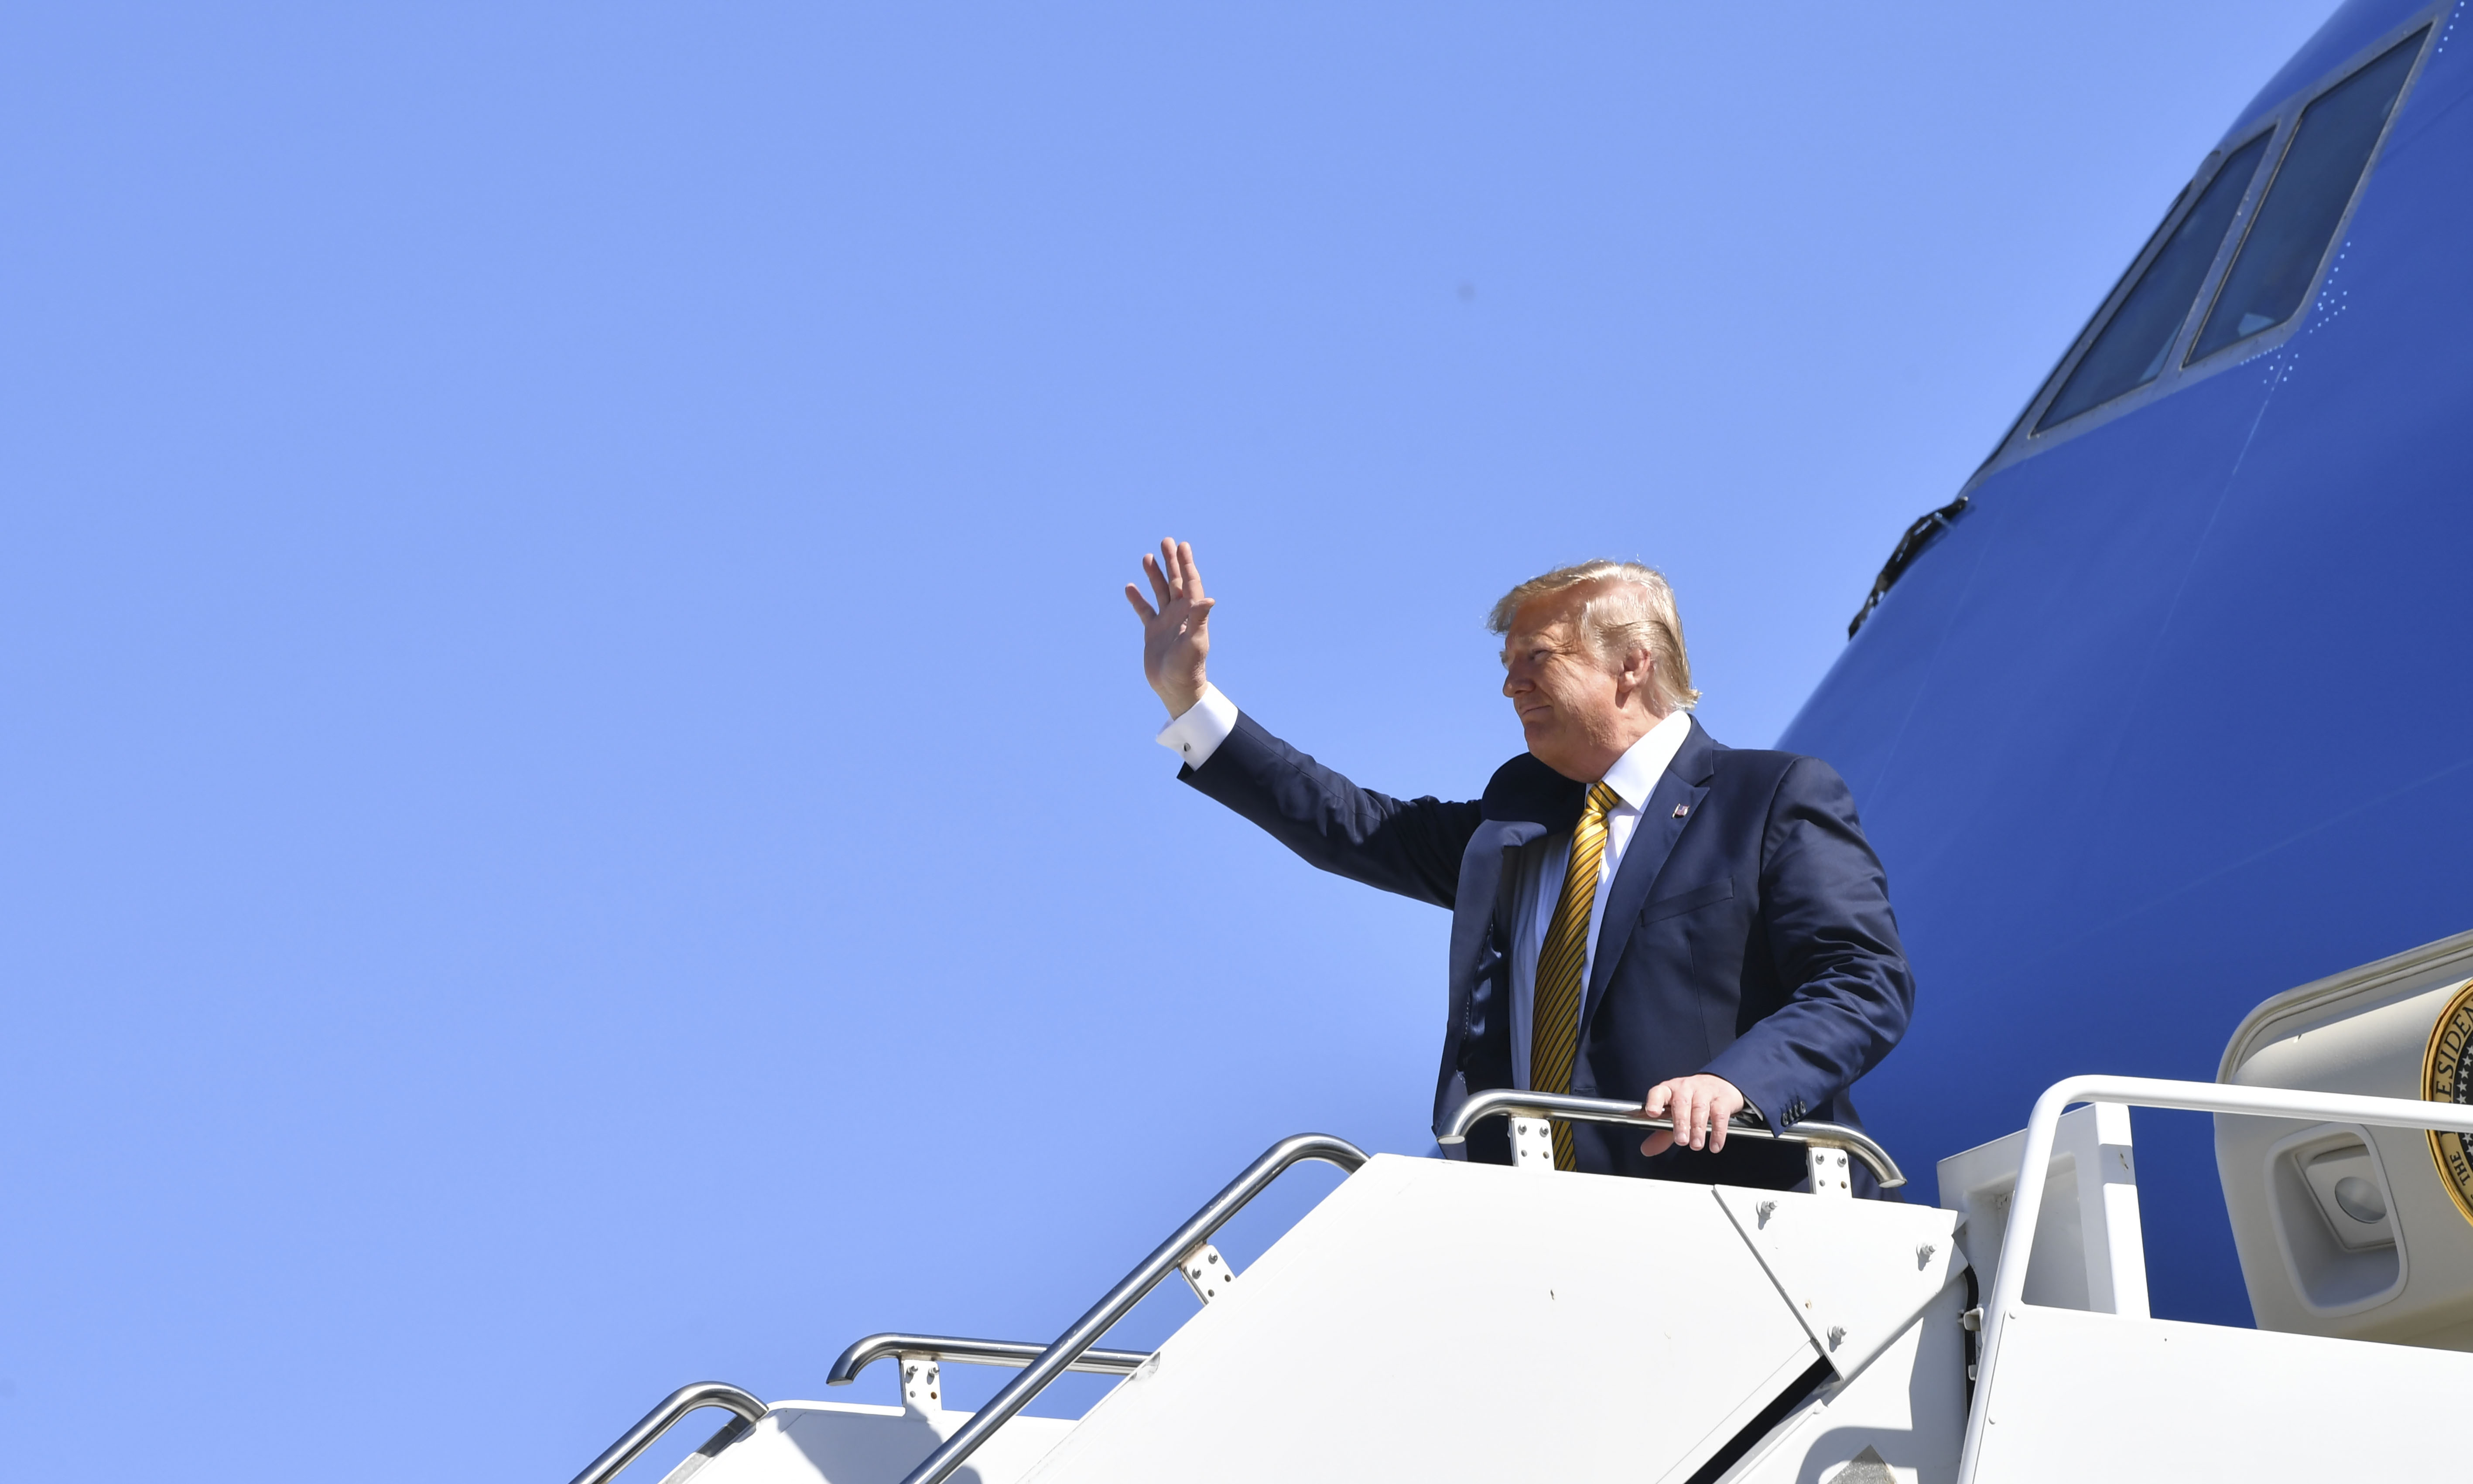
[{"xmin": 1500, "ymin": 591, "xmax": 1631, "ymax": 780}]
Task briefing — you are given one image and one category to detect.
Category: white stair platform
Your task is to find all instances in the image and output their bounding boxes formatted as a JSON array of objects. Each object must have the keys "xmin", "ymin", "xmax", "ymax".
[
  {"xmin": 1021, "ymin": 1153, "xmax": 1943, "ymax": 1484},
  {"xmin": 675, "ymin": 1153, "xmax": 1966, "ymax": 1484}
]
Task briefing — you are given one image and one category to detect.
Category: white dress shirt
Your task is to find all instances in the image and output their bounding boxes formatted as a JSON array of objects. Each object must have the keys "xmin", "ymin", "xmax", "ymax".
[{"xmin": 1158, "ymin": 690, "xmax": 1693, "ymax": 1089}]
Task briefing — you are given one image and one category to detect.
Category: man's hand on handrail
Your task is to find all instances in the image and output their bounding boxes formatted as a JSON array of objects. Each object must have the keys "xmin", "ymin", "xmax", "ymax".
[{"xmin": 1638, "ymin": 1073, "xmax": 1747, "ymax": 1156}]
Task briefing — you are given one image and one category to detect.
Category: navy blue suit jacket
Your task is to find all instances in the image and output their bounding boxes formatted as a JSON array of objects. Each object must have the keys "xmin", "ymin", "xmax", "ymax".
[{"xmin": 1183, "ymin": 712, "xmax": 1913, "ymax": 1193}]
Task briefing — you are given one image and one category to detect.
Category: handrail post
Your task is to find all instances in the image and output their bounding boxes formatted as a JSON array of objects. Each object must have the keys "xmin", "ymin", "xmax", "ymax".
[{"xmin": 898, "ymin": 1132, "xmax": 1369, "ymax": 1484}]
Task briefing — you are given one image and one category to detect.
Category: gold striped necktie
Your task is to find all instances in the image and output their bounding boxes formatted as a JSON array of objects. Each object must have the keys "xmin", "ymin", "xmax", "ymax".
[{"xmin": 1531, "ymin": 781, "xmax": 1623, "ymax": 1170}]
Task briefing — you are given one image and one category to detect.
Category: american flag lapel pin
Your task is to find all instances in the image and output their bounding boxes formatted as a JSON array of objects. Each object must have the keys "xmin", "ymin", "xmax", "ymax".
[{"xmin": 1672, "ymin": 803, "xmax": 1690, "ymax": 819}]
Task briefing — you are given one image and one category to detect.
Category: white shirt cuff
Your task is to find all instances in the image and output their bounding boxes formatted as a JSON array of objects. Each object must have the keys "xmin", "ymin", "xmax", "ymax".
[{"xmin": 1156, "ymin": 684, "xmax": 1239, "ymax": 769}]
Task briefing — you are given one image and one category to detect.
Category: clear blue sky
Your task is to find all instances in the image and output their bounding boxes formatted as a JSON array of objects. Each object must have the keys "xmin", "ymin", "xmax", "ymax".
[{"xmin": 3, "ymin": 4, "xmax": 2338, "ymax": 1479}]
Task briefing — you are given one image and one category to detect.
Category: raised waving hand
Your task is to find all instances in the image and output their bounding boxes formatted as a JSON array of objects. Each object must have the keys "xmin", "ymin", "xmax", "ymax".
[{"xmin": 1124, "ymin": 537, "xmax": 1215, "ymax": 717}]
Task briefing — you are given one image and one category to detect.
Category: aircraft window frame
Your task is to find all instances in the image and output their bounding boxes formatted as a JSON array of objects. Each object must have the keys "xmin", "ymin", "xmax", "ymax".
[
  {"xmin": 2029, "ymin": 134, "xmax": 2273, "ymax": 435},
  {"xmin": 2185, "ymin": 27, "xmax": 2430, "ymax": 367},
  {"xmin": 1961, "ymin": 8, "xmax": 2441, "ymax": 488},
  {"xmin": 1999, "ymin": 130, "xmax": 2278, "ymax": 444}
]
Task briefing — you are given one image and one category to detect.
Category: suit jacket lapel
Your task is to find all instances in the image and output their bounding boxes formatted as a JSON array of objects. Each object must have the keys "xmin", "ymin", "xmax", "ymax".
[
  {"xmin": 1580, "ymin": 718, "xmax": 1720, "ymax": 1037},
  {"xmin": 1464, "ymin": 753, "xmax": 1576, "ymax": 1006},
  {"xmin": 1436, "ymin": 753, "xmax": 1580, "ymax": 1132},
  {"xmin": 1443, "ymin": 816, "xmax": 1543, "ymax": 1068}
]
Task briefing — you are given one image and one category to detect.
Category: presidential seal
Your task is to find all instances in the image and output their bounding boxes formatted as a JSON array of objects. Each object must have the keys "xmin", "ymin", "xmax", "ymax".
[{"xmin": 2426, "ymin": 978, "xmax": 2473, "ymax": 1227}]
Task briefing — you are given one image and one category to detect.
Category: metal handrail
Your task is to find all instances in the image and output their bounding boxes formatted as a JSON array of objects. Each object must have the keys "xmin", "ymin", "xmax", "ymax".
[
  {"xmin": 899, "ymin": 1132, "xmax": 1371, "ymax": 1484},
  {"xmin": 827, "ymin": 1332, "xmax": 1154, "ymax": 1386},
  {"xmin": 1955, "ymin": 1074, "xmax": 2473, "ymax": 1484},
  {"xmin": 567, "ymin": 1381, "xmax": 768, "ymax": 1484},
  {"xmin": 1438, "ymin": 1087, "xmax": 1907, "ymax": 1189}
]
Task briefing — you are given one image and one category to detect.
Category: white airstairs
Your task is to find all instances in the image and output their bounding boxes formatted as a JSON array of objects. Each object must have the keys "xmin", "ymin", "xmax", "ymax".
[{"xmin": 569, "ymin": 1076, "xmax": 2473, "ymax": 1484}]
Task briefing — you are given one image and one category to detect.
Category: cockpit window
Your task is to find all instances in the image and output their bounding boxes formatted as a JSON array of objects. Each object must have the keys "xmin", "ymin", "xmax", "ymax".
[
  {"xmin": 2189, "ymin": 30, "xmax": 2424, "ymax": 363},
  {"xmin": 2034, "ymin": 134, "xmax": 2271, "ymax": 432}
]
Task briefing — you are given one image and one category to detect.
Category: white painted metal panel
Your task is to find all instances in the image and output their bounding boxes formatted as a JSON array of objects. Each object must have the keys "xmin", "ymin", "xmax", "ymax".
[
  {"xmin": 1021, "ymin": 1154, "xmax": 1820, "ymax": 1484},
  {"xmin": 1713, "ymin": 1185, "xmax": 1960, "ymax": 1377},
  {"xmin": 685, "ymin": 1403, "xmax": 1076, "ymax": 1484},
  {"xmin": 1937, "ymin": 1104, "xmax": 2146, "ymax": 1318},
  {"xmin": 1715, "ymin": 1280, "xmax": 1971, "ymax": 1484},
  {"xmin": 1970, "ymin": 1304, "xmax": 2473, "ymax": 1481}
]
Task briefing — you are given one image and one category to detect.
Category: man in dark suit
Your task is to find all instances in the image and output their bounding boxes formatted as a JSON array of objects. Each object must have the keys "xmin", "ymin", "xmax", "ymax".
[{"xmin": 1124, "ymin": 539, "xmax": 1913, "ymax": 1194}]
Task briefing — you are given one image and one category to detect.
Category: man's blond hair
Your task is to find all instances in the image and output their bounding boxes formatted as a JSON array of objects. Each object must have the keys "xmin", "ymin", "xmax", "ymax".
[{"xmin": 1487, "ymin": 560, "xmax": 1701, "ymax": 714}]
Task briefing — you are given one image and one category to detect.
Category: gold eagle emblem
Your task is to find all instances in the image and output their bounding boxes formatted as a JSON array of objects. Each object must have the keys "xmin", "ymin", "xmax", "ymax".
[{"xmin": 2425, "ymin": 978, "xmax": 2473, "ymax": 1227}]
